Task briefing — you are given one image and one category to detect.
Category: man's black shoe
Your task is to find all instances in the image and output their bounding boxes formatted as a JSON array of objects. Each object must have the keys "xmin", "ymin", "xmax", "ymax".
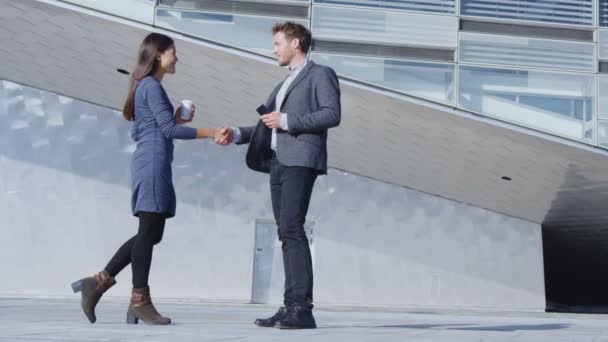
[
  {"xmin": 275, "ymin": 305, "xmax": 316, "ymax": 329},
  {"xmin": 254, "ymin": 306, "xmax": 288, "ymax": 327}
]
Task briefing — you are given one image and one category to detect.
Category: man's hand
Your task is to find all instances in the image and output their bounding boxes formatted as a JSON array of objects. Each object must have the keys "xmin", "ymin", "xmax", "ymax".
[
  {"xmin": 261, "ymin": 111, "xmax": 282, "ymax": 129},
  {"xmin": 214, "ymin": 127, "xmax": 233, "ymax": 146}
]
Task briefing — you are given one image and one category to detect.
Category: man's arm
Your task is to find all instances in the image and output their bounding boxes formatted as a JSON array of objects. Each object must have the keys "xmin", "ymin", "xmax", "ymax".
[
  {"xmin": 286, "ymin": 67, "xmax": 341, "ymax": 134},
  {"xmin": 220, "ymin": 125, "xmax": 255, "ymax": 145},
  {"xmin": 236, "ymin": 126, "xmax": 256, "ymax": 145}
]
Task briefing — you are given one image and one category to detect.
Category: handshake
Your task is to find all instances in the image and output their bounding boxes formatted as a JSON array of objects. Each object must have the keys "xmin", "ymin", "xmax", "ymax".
[
  {"xmin": 213, "ymin": 128, "xmax": 233, "ymax": 146},
  {"xmin": 210, "ymin": 108, "xmax": 283, "ymax": 146}
]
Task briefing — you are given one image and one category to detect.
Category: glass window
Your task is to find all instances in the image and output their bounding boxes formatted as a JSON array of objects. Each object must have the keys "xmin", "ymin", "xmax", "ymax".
[
  {"xmin": 458, "ymin": 65, "xmax": 595, "ymax": 142},
  {"xmin": 61, "ymin": 0, "xmax": 156, "ymax": 24},
  {"xmin": 598, "ymin": 30, "xmax": 608, "ymax": 59},
  {"xmin": 599, "ymin": 121, "xmax": 608, "ymax": 148},
  {"xmin": 158, "ymin": 0, "xmax": 309, "ymax": 18},
  {"xmin": 600, "ymin": 0, "xmax": 608, "ymax": 26},
  {"xmin": 313, "ymin": 0, "xmax": 456, "ymax": 15},
  {"xmin": 460, "ymin": 0, "xmax": 594, "ymax": 26},
  {"xmin": 313, "ymin": 53, "xmax": 455, "ymax": 104},
  {"xmin": 160, "ymin": 0, "xmax": 311, "ymax": 6},
  {"xmin": 459, "ymin": 32, "xmax": 595, "ymax": 72},
  {"xmin": 598, "ymin": 76, "xmax": 608, "ymax": 120},
  {"xmin": 155, "ymin": 9, "xmax": 309, "ymax": 56},
  {"xmin": 312, "ymin": 6, "xmax": 458, "ymax": 49}
]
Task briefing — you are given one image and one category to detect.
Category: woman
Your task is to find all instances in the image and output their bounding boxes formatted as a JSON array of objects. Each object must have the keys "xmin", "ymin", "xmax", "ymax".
[{"xmin": 71, "ymin": 33, "xmax": 218, "ymax": 325}]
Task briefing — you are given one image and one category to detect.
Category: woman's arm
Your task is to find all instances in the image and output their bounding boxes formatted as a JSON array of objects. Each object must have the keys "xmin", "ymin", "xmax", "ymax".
[
  {"xmin": 144, "ymin": 81, "xmax": 197, "ymax": 139},
  {"xmin": 195, "ymin": 128, "xmax": 219, "ymax": 139}
]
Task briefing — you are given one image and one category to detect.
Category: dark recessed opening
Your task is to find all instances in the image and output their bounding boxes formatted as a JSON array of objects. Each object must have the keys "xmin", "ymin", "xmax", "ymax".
[
  {"xmin": 543, "ymin": 224, "xmax": 608, "ymax": 313},
  {"xmin": 116, "ymin": 68, "xmax": 129, "ymax": 75},
  {"xmin": 501, "ymin": 176, "xmax": 512, "ymax": 181}
]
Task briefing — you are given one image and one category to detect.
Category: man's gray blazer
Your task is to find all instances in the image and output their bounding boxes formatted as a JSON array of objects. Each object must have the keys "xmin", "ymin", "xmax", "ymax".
[{"xmin": 237, "ymin": 61, "xmax": 341, "ymax": 174}]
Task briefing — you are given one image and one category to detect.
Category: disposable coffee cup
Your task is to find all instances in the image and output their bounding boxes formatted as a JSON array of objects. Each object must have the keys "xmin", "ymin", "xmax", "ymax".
[{"xmin": 180, "ymin": 100, "xmax": 193, "ymax": 120}]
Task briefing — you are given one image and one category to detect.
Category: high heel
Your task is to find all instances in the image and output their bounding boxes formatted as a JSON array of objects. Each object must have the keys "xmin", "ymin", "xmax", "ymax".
[
  {"xmin": 70, "ymin": 270, "xmax": 116, "ymax": 324},
  {"xmin": 71, "ymin": 280, "xmax": 84, "ymax": 293},
  {"xmin": 128, "ymin": 287, "xmax": 171, "ymax": 325},
  {"xmin": 126, "ymin": 310, "xmax": 139, "ymax": 324}
]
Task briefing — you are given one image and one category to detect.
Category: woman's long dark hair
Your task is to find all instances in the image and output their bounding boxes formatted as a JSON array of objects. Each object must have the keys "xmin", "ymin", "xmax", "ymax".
[{"xmin": 123, "ymin": 33, "xmax": 175, "ymax": 121}]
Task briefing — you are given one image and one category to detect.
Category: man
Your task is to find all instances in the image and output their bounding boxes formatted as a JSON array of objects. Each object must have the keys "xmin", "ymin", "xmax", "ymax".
[{"xmin": 216, "ymin": 22, "xmax": 341, "ymax": 329}]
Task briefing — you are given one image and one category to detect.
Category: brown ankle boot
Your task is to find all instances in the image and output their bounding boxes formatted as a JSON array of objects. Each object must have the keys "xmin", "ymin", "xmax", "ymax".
[
  {"xmin": 126, "ymin": 287, "xmax": 171, "ymax": 325},
  {"xmin": 71, "ymin": 270, "xmax": 116, "ymax": 323}
]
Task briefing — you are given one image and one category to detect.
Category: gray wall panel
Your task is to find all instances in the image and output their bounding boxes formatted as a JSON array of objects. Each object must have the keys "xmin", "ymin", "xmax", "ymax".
[{"xmin": 0, "ymin": 80, "xmax": 545, "ymax": 310}]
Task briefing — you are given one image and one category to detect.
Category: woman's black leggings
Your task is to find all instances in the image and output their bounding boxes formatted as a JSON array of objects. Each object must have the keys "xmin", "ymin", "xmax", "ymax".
[{"xmin": 104, "ymin": 212, "xmax": 166, "ymax": 288}]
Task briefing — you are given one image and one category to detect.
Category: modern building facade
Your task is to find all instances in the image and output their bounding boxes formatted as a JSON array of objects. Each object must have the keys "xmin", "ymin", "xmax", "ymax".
[{"xmin": 2, "ymin": 0, "xmax": 608, "ymax": 312}]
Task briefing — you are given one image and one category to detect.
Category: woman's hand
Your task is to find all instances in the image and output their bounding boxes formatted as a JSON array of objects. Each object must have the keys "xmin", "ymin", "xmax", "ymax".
[{"xmin": 175, "ymin": 104, "xmax": 195, "ymax": 125}]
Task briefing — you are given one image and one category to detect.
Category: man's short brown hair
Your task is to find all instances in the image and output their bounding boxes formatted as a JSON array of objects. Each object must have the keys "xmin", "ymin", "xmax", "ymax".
[{"xmin": 272, "ymin": 21, "xmax": 312, "ymax": 54}]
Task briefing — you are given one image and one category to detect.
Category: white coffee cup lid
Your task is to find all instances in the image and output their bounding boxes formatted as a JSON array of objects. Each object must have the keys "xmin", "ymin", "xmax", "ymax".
[{"xmin": 181, "ymin": 100, "xmax": 193, "ymax": 108}]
